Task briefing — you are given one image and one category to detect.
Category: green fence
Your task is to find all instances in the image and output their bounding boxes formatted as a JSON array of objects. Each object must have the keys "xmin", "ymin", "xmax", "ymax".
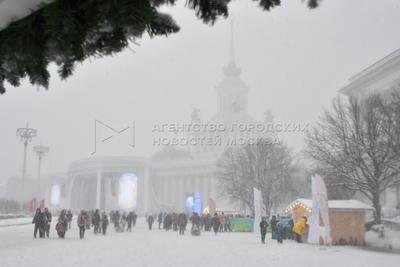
[{"xmin": 229, "ymin": 218, "xmax": 254, "ymax": 232}]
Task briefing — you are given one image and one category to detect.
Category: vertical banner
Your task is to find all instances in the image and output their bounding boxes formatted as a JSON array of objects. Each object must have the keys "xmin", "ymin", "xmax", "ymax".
[
  {"xmin": 253, "ymin": 188, "xmax": 262, "ymax": 233},
  {"xmin": 315, "ymin": 175, "xmax": 331, "ymax": 245},
  {"xmin": 308, "ymin": 175, "xmax": 331, "ymax": 245},
  {"xmin": 29, "ymin": 198, "xmax": 36, "ymax": 213},
  {"xmin": 308, "ymin": 176, "xmax": 320, "ymax": 244}
]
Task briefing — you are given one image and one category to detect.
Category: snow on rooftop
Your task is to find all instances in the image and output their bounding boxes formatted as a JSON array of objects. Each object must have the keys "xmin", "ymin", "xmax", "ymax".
[
  {"xmin": 348, "ymin": 48, "xmax": 400, "ymax": 82},
  {"xmin": 287, "ymin": 198, "xmax": 374, "ymax": 211}
]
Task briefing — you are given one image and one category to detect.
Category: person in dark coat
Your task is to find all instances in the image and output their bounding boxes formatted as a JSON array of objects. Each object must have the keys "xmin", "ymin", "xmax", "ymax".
[
  {"xmin": 158, "ymin": 212, "xmax": 163, "ymax": 229},
  {"xmin": 101, "ymin": 212, "xmax": 109, "ymax": 235},
  {"xmin": 190, "ymin": 212, "xmax": 201, "ymax": 230},
  {"xmin": 84, "ymin": 211, "xmax": 91, "ymax": 230},
  {"xmin": 92, "ymin": 209, "xmax": 101, "ymax": 234},
  {"xmin": 172, "ymin": 213, "xmax": 178, "ymax": 231},
  {"xmin": 178, "ymin": 213, "xmax": 188, "ymax": 235},
  {"xmin": 113, "ymin": 210, "xmax": 121, "ymax": 231},
  {"xmin": 288, "ymin": 218, "xmax": 294, "ymax": 240},
  {"xmin": 147, "ymin": 215, "xmax": 154, "ymax": 230},
  {"xmin": 56, "ymin": 209, "xmax": 68, "ymax": 238},
  {"xmin": 32, "ymin": 208, "xmax": 46, "ymax": 238},
  {"xmin": 259, "ymin": 217, "xmax": 269, "ymax": 244},
  {"xmin": 126, "ymin": 212, "xmax": 133, "ymax": 232},
  {"xmin": 77, "ymin": 210, "xmax": 86, "ymax": 239},
  {"xmin": 132, "ymin": 212, "xmax": 137, "ymax": 227},
  {"xmin": 164, "ymin": 214, "xmax": 172, "ymax": 231},
  {"xmin": 270, "ymin": 215, "xmax": 278, "ymax": 240},
  {"xmin": 43, "ymin": 207, "xmax": 52, "ymax": 238},
  {"xmin": 276, "ymin": 221, "xmax": 284, "ymax": 244},
  {"xmin": 211, "ymin": 213, "xmax": 221, "ymax": 236},
  {"xmin": 66, "ymin": 210, "xmax": 73, "ymax": 229}
]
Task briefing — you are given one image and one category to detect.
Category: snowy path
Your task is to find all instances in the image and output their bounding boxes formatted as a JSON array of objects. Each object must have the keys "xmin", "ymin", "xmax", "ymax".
[{"xmin": 0, "ymin": 219, "xmax": 399, "ymax": 267}]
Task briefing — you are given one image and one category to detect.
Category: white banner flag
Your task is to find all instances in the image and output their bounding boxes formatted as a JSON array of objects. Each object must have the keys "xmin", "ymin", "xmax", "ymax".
[
  {"xmin": 253, "ymin": 187, "xmax": 262, "ymax": 233},
  {"xmin": 308, "ymin": 175, "xmax": 331, "ymax": 245},
  {"xmin": 308, "ymin": 175, "xmax": 320, "ymax": 244}
]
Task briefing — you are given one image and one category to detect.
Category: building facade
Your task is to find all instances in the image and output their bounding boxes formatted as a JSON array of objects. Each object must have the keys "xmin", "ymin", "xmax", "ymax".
[{"xmin": 340, "ymin": 48, "xmax": 400, "ymax": 214}]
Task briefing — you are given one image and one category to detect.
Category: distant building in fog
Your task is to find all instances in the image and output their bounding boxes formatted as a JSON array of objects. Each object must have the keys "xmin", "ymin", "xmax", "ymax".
[
  {"xmin": 4, "ymin": 26, "xmax": 273, "ymax": 214},
  {"xmin": 340, "ymin": 48, "xmax": 400, "ymax": 215},
  {"xmin": 148, "ymin": 27, "xmax": 272, "ymax": 214},
  {"xmin": 55, "ymin": 27, "xmax": 271, "ymax": 214},
  {"xmin": 4, "ymin": 175, "xmax": 36, "ymax": 202}
]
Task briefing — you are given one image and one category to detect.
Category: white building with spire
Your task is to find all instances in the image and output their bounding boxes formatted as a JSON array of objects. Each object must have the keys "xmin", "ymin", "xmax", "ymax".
[
  {"xmin": 40, "ymin": 24, "xmax": 273, "ymax": 214},
  {"xmin": 148, "ymin": 23, "xmax": 272, "ymax": 213}
]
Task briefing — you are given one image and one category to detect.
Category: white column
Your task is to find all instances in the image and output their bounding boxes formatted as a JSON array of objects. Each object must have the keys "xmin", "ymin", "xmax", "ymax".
[
  {"xmin": 66, "ymin": 176, "xmax": 76, "ymax": 210},
  {"xmin": 95, "ymin": 169, "xmax": 101, "ymax": 209},
  {"xmin": 164, "ymin": 178, "xmax": 168, "ymax": 205},
  {"xmin": 143, "ymin": 167, "xmax": 150, "ymax": 213},
  {"xmin": 179, "ymin": 177, "xmax": 184, "ymax": 211},
  {"xmin": 207, "ymin": 176, "xmax": 212, "ymax": 200}
]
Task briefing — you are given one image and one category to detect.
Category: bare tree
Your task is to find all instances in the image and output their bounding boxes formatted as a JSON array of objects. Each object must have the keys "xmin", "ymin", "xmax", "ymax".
[
  {"xmin": 216, "ymin": 139, "xmax": 296, "ymax": 215},
  {"xmin": 306, "ymin": 94, "xmax": 400, "ymax": 223}
]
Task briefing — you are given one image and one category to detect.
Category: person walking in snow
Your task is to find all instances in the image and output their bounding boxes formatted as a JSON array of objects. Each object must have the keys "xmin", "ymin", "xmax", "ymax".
[
  {"xmin": 92, "ymin": 209, "xmax": 101, "ymax": 234},
  {"xmin": 84, "ymin": 210, "xmax": 91, "ymax": 230},
  {"xmin": 56, "ymin": 209, "xmax": 68, "ymax": 238},
  {"xmin": 293, "ymin": 216, "xmax": 307, "ymax": 243},
  {"xmin": 190, "ymin": 212, "xmax": 201, "ymax": 230},
  {"xmin": 43, "ymin": 207, "xmax": 52, "ymax": 238},
  {"xmin": 32, "ymin": 208, "xmax": 46, "ymax": 238},
  {"xmin": 270, "ymin": 215, "xmax": 278, "ymax": 240},
  {"xmin": 101, "ymin": 212, "xmax": 109, "ymax": 235},
  {"xmin": 218, "ymin": 212, "xmax": 225, "ymax": 232},
  {"xmin": 126, "ymin": 211, "xmax": 133, "ymax": 232},
  {"xmin": 132, "ymin": 211, "xmax": 137, "ymax": 227},
  {"xmin": 276, "ymin": 221, "xmax": 284, "ymax": 244},
  {"xmin": 147, "ymin": 214, "xmax": 154, "ymax": 230},
  {"xmin": 172, "ymin": 213, "xmax": 178, "ymax": 231},
  {"xmin": 113, "ymin": 210, "xmax": 121, "ymax": 231},
  {"xmin": 66, "ymin": 210, "xmax": 73, "ymax": 229},
  {"xmin": 164, "ymin": 213, "xmax": 172, "ymax": 231},
  {"xmin": 77, "ymin": 210, "xmax": 86, "ymax": 239},
  {"xmin": 259, "ymin": 217, "xmax": 269, "ymax": 244},
  {"xmin": 211, "ymin": 213, "xmax": 221, "ymax": 236},
  {"xmin": 158, "ymin": 212, "xmax": 163, "ymax": 229},
  {"xmin": 178, "ymin": 213, "xmax": 188, "ymax": 235}
]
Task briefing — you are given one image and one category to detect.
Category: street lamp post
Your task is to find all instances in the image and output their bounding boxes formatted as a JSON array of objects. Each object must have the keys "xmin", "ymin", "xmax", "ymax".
[
  {"xmin": 33, "ymin": 144, "xmax": 49, "ymax": 203},
  {"xmin": 16, "ymin": 122, "xmax": 37, "ymax": 211}
]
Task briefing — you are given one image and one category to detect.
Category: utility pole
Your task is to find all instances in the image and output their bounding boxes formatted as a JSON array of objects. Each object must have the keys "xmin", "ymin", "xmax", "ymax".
[
  {"xmin": 33, "ymin": 143, "xmax": 49, "ymax": 203},
  {"xmin": 16, "ymin": 122, "xmax": 37, "ymax": 211}
]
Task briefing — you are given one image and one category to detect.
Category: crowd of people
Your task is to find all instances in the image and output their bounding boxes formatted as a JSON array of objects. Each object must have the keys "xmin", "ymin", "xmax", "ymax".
[
  {"xmin": 32, "ymin": 207, "xmax": 53, "ymax": 238},
  {"xmin": 150, "ymin": 211, "xmax": 240, "ymax": 236},
  {"xmin": 32, "ymin": 208, "xmax": 140, "ymax": 239},
  {"xmin": 32, "ymin": 208, "xmax": 73, "ymax": 238},
  {"xmin": 259, "ymin": 215, "xmax": 308, "ymax": 244},
  {"xmin": 153, "ymin": 211, "xmax": 240, "ymax": 234},
  {"xmin": 32, "ymin": 207, "xmax": 308, "ymax": 245}
]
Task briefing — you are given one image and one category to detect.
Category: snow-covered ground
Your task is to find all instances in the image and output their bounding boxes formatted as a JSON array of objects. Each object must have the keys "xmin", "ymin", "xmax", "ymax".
[
  {"xmin": 0, "ymin": 217, "xmax": 31, "ymax": 227},
  {"xmin": 0, "ymin": 218, "xmax": 399, "ymax": 267},
  {"xmin": 366, "ymin": 228, "xmax": 400, "ymax": 251}
]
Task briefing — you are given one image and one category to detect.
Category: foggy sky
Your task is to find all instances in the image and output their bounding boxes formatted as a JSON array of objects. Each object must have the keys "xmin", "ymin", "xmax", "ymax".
[{"xmin": 1, "ymin": 0, "xmax": 400, "ymax": 185}]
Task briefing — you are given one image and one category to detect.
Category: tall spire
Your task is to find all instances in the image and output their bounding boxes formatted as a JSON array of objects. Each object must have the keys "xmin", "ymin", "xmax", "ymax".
[
  {"xmin": 224, "ymin": 17, "xmax": 241, "ymax": 77},
  {"xmin": 229, "ymin": 17, "xmax": 236, "ymax": 66}
]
